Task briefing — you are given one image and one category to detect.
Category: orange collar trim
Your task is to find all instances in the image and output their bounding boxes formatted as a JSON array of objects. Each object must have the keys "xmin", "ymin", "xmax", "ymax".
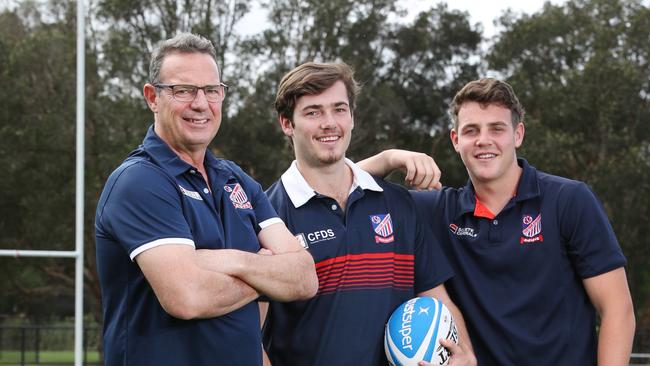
[{"xmin": 474, "ymin": 196, "xmax": 496, "ymax": 219}]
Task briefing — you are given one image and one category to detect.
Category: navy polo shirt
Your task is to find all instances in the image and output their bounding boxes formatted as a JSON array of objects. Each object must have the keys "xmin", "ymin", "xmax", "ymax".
[
  {"xmin": 95, "ymin": 126, "xmax": 280, "ymax": 366},
  {"xmin": 412, "ymin": 158, "xmax": 626, "ymax": 366},
  {"xmin": 263, "ymin": 159, "xmax": 452, "ymax": 366}
]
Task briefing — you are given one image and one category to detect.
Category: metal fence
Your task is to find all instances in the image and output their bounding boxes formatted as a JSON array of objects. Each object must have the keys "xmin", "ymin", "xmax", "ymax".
[
  {"xmin": 631, "ymin": 353, "xmax": 650, "ymax": 366},
  {"xmin": 0, "ymin": 326, "xmax": 101, "ymax": 366}
]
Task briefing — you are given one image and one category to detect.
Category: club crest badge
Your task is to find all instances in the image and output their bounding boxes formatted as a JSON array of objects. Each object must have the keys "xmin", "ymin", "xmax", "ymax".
[
  {"xmin": 520, "ymin": 214, "xmax": 543, "ymax": 244},
  {"xmin": 223, "ymin": 183, "xmax": 253, "ymax": 209},
  {"xmin": 370, "ymin": 213, "xmax": 395, "ymax": 243}
]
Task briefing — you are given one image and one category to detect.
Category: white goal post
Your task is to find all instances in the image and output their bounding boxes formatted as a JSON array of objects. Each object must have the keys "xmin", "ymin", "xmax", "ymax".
[{"xmin": 0, "ymin": 1, "xmax": 85, "ymax": 366}]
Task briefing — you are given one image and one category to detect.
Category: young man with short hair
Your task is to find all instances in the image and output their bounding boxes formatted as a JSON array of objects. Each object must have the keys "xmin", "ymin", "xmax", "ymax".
[
  {"xmin": 366, "ymin": 78, "xmax": 635, "ymax": 365},
  {"xmin": 261, "ymin": 62, "xmax": 475, "ymax": 366}
]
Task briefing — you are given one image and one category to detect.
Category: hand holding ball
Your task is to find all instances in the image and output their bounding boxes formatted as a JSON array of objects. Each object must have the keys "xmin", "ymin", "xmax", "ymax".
[{"xmin": 385, "ymin": 297, "xmax": 458, "ymax": 366}]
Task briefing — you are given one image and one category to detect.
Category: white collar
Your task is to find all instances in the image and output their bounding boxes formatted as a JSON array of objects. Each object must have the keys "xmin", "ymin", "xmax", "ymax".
[{"xmin": 280, "ymin": 158, "xmax": 383, "ymax": 208}]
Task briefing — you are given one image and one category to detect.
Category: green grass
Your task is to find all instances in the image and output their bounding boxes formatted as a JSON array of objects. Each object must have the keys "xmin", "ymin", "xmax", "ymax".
[{"xmin": 0, "ymin": 350, "xmax": 101, "ymax": 365}]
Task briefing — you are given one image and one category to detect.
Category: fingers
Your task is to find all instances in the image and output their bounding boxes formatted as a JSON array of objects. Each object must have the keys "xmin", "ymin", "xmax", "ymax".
[
  {"xmin": 418, "ymin": 340, "xmax": 472, "ymax": 366},
  {"xmin": 440, "ymin": 339, "xmax": 477, "ymax": 366},
  {"xmin": 440, "ymin": 338, "xmax": 461, "ymax": 354},
  {"xmin": 403, "ymin": 159, "xmax": 417, "ymax": 185},
  {"xmin": 383, "ymin": 149, "xmax": 442, "ymax": 190},
  {"xmin": 403, "ymin": 154, "xmax": 442, "ymax": 191}
]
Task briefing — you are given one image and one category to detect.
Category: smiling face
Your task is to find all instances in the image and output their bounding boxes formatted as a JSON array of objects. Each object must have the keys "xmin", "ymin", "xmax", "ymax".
[
  {"xmin": 451, "ymin": 101, "xmax": 525, "ymax": 186},
  {"xmin": 143, "ymin": 52, "xmax": 222, "ymax": 162},
  {"xmin": 279, "ymin": 80, "xmax": 354, "ymax": 168}
]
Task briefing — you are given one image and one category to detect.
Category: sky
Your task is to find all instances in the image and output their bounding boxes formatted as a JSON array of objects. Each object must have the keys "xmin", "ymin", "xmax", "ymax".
[
  {"xmin": 400, "ymin": 0, "xmax": 567, "ymax": 37},
  {"xmin": 236, "ymin": 0, "xmax": 568, "ymax": 38},
  {"xmin": 0, "ymin": 0, "xmax": 568, "ymax": 39}
]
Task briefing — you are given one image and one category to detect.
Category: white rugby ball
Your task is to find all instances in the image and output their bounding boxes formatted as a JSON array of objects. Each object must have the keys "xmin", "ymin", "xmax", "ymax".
[{"xmin": 384, "ymin": 297, "xmax": 458, "ymax": 366}]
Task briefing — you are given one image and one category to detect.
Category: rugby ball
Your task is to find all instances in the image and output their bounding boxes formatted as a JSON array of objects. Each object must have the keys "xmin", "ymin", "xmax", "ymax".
[{"xmin": 385, "ymin": 297, "xmax": 458, "ymax": 366}]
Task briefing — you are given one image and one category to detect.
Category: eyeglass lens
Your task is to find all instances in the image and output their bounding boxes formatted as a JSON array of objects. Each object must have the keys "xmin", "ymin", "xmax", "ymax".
[{"xmin": 172, "ymin": 85, "xmax": 226, "ymax": 102}]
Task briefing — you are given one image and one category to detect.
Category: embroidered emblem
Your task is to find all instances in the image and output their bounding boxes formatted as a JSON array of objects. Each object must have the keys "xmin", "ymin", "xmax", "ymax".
[
  {"xmin": 520, "ymin": 214, "xmax": 543, "ymax": 244},
  {"xmin": 224, "ymin": 183, "xmax": 253, "ymax": 209},
  {"xmin": 179, "ymin": 185, "xmax": 203, "ymax": 201},
  {"xmin": 449, "ymin": 223, "xmax": 477, "ymax": 237},
  {"xmin": 370, "ymin": 214, "xmax": 395, "ymax": 243}
]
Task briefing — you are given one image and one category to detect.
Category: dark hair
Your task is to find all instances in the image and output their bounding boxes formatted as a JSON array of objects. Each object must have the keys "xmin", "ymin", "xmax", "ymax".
[
  {"xmin": 275, "ymin": 62, "xmax": 361, "ymax": 122},
  {"xmin": 149, "ymin": 33, "xmax": 219, "ymax": 84},
  {"xmin": 449, "ymin": 78, "xmax": 525, "ymax": 128}
]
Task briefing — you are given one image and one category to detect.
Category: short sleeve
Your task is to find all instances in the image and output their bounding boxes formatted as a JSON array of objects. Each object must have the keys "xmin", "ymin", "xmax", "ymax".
[
  {"xmin": 559, "ymin": 182, "xmax": 626, "ymax": 278},
  {"xmin": 96, "ymin": 162, "xmax": 194, "ymax": 260},
  {"xmin": 227, "ymin": 162, "xmax": 280, "ymax": 233},
  {"xmin": 411, "ymin": 193, "xmax": 454, "ymax": 293}
]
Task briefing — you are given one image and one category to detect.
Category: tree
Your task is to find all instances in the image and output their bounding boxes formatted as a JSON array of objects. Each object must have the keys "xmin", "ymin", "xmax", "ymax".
[
  {"xmin": 225, "ymin": 0, "xmax": 482, "ymax": 187},
  {"xmin": 488, "ymin": 0, "xmax": 650, "ymax": 343},
  {"xmin": 372, "ymin": 4, "xmax": 482, "ymax": 186},
  {"xmin": 95, "ymin": 0, "xmax": 251, "ymax": 92},
  {"xmin": 0, "ymin": 1, "xmax": 90, "ymax": 321}
]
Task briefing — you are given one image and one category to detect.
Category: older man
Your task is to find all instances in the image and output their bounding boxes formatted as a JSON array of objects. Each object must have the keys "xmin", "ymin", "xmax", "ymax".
[{"xmin": 95, "ymin": 33, "xmax": 317, "ymax": 366}]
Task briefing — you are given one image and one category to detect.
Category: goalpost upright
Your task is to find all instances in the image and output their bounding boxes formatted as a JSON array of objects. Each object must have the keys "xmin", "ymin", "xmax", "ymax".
[{"xmin": 0, "ymin": 1, "xmax": 86, "ymax": 365}]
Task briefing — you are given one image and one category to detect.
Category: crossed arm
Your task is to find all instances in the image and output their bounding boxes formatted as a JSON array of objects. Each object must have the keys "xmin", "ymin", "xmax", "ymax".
[
  {"xmin": 136, "ymin": 222, "xmax": 318, "ymax": 319},
  {"xmin": 195, "ymin": 223, "xmax": 318, "ymax": 302}
]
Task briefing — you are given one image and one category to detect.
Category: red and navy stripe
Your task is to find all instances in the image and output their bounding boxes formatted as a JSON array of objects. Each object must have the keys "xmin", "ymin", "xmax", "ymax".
[{"xmin": 315, "ymin": 252, "xmax": 414, "ymax": 294}]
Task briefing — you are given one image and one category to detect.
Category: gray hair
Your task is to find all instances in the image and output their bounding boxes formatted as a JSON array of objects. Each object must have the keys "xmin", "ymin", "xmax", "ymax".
[{"xmin": 149, "ymin": 33, "xmax": 219, "ymax": 84}]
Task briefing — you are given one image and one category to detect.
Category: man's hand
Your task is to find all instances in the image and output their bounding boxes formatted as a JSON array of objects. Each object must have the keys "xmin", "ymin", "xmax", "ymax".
[
  {"xmin": 418, "ymin": 339, "xmax": 477, "ymax": 366},
  {"xmin": 417, "ymin": 286, "xmax": 476, "ymax": 366},
  {"xmin": 387, "ymin": 150, "xmax": 442, "ymax": 190},
  {"xmin": 358, "ymin": 149, "xmax": 442, "ymax": 190}
]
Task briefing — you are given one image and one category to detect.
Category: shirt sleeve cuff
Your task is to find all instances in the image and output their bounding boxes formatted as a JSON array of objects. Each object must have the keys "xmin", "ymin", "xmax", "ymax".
[
  {"xmin": 259, "ymin": 217, "xmax": 283, "ymax": 230},
  {"xmin": 130, "ymin": 238, "xmax": 195, "ymax": 261}
]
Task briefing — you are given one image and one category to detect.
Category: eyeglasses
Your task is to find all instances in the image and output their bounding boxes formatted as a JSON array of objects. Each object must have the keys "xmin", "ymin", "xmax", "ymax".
[{"xmin": 154, "ymin": 83, "xmax": 229, "ymax": 103}]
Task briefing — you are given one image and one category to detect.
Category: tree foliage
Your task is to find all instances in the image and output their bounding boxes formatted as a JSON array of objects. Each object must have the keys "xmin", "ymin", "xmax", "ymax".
[
  {"xmin": 0, "ymin": 1, "xmax": 85, "ymax": 320},
  {"xmin": 224, "ymin": 0, "xmax": 481, "ymax": 186}
]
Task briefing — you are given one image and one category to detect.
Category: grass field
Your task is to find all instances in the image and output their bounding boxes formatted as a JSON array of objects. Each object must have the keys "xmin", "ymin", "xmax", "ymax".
[{"xmin": 0, "ymin": 350, "xmax": 101, "ymax": 365}]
